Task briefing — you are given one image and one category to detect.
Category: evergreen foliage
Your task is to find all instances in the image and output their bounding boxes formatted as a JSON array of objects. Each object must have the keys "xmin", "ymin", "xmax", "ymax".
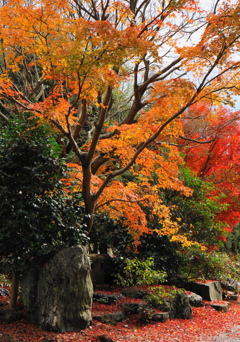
[{"xmin": 0, "ymin": 116, "xmax": 87, "ymax": 274}]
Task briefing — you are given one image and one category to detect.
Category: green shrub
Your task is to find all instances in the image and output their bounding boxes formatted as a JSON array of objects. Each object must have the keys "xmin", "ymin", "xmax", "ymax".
[
  {"xmin": 0, "ymin": 115, "xmax": 87, "ymax": 274},
  {"xmin": 178, "ymin": 247, "xmax": 240, "ymax": 281},
  {"xmin": 114, "ymin": 257, "xmax": 167, "ymax": 287}
]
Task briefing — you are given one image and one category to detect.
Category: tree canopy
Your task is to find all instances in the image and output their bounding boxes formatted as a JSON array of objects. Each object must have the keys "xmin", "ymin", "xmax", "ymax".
[{"xmin": 0, "ymin": 0, "xmax": 239, "ymax": 248}]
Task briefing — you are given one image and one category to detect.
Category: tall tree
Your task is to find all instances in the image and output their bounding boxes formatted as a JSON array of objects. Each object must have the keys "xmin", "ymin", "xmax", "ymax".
[{"xmin": 0, "ymin": 0, "xmax": 240, "ymax": 245}]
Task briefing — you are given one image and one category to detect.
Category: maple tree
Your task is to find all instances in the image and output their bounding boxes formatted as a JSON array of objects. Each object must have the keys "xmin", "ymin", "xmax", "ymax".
[
  {"xmin": 0, "ymin": 0, "xmax": 240, "ymax": 247},
  {"xmin": 179, "ymin": 103, "xmax": 240, "ymax": 234}
]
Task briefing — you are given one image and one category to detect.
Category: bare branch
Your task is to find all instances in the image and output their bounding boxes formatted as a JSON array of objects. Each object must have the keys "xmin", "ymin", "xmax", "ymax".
[
  {"xmin": 0, "ymin": 112, "xmax": 9, "ymax": 123},
  {"xmin": 179, "ymin": 135, "xmax": 215, "ymax": 144}
]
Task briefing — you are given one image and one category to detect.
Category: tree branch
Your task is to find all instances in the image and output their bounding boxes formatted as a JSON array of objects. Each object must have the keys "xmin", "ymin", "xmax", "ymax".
[{"xmin": 179, "ymin": 135, "xmax": 215, "ymax": 144}]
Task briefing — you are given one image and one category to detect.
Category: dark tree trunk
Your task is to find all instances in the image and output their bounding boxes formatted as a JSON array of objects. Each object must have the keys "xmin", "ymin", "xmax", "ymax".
[{"xmin": 10, "ymin": 272, "xmax": 19, "ymax": 308}]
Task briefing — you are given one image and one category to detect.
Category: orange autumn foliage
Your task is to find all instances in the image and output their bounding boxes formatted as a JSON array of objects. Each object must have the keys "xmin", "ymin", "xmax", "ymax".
[{"xmin": 0, "ymin": 0, "xmax": 240, "ymax": 246}]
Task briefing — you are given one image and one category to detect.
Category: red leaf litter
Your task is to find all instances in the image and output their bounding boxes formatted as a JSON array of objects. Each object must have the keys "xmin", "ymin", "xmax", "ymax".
[{"xmin": 1, "ymin": 285, "xmax": 240, "ymax": 342}]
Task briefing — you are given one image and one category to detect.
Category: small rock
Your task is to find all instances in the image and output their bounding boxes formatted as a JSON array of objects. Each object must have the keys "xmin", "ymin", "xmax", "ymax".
[
  {"xmin": 220, "ymin": 279, "xmax": 239, "ymax": 293},
  {"xmin": 151, "ymin": 312, "xmax": 169, "ymax": 322},
  {"xmin": 93, "ymin": 311, "xmax": 125, "ymax": 324},
  {"xmin": 93, "ymin": 293, "xmax": 124, "ymax": 305},
  {"xmin": 98, "ymin": 335, "xmax": 115, "ymax": 342},
  {"xmin": 211, "ymin": 302, "xmax": 230, "ymax": 312},
  {"xmin": 187, "ymin": 292, "xmax": 203, "ymax": 307},
  {"xmin": 224, "ymin": 291, "xmax": 238, "ymax": 300},
  {"xmin": 121, "ymin": 288, "xmax": 149, "ymax": 299},
  {"xmin": 120, "ymin": 302, "xmax": 149, "ymax": 315},
  {"xmin": 0, "ymin": 333, "xmax": 15, "ymax": 342}
]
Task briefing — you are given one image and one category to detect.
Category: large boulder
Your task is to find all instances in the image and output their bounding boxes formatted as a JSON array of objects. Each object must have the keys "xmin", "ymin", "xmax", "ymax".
[
  {"xmin": 21, "ymin": 246, "xmax": 93, "ymax": 332},
  {"xmin": 188, "ymin": 281, "xmax": 222, "ymax": 301}
]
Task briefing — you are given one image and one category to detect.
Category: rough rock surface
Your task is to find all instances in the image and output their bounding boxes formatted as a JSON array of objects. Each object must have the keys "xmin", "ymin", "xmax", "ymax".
[
  {"xmin": 187, "ymin": 292, "xmax": 203, "ymax": 307},
  {"xmin": 21, "ymin": 246, "xmax": 93, "ymax": 332},
  {"xmin": 210, "ymin": 302, "xmax": 230, "ymax": 312},
  {"xmin": 188, "ymin": 281, "xmax": 222, "ymax": 301},
  {"xmin": 120, "ymin": 302, "xmax": 149, "ymax": 315},
  {"xmin": 151, "ymin": 312, "xmax": 169, "ymax": 322},
  {"xmin": 121, "ymin": 288, "xmax": 149, "ymax": 299},
  {"xmin": 93, "ymin": 311, "xmax": 125, "ymax": 323},
  {"xmin": 93, "ymin": 293, "xmax": 124, "ymax": 304}
]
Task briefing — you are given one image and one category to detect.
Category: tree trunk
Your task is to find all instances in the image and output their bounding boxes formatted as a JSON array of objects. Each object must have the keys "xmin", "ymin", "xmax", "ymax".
[{"xmin": 10, "ymin": 272, "xmax": 19, "ymax": 308}]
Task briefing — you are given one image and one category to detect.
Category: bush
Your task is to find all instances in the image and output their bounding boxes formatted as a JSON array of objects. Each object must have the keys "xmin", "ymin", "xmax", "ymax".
[
  {"xmin": 138, "ymin": 232, "xmax": 181, "ymax": 276},
  {"xmin": 114, "ymin": 257, "xmax": 167, "ymax": 287},
  {"xmin": 161, "ymin": 166, "xmax": 229, "ymax": 247},
  {"xmin": 178, "ymin": 246, "xmax": 240, "ymax": 281},
  {"xmin": 0, "ymin": 115, "xmax": 87, "ymax": 274}
]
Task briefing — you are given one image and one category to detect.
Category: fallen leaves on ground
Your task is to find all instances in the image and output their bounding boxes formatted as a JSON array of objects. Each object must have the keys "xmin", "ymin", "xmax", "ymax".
[{"xmin": 0, "ymin": 285, "xmax": 240, "ymax": 342}]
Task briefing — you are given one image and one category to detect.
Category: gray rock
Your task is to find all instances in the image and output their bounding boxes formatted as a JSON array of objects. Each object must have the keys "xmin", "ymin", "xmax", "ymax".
[
  {"xmin": 151, "ymin": 312, "xmax": 169, "ymax": 322},
  {"xmin": 0, "ymin": 333, "xmax": 15, "ymax": 342},
  {"xmin": 187, "ymin": 292, "xmax": 203, "ymax": 307},
  {"xmin": 21, "ymin": 246, "xmax": 93, "ymax": 332},
  {"xmin": 120, "ymin": 302, "xmax": 149, "ymax": 315},
  {"xmin": 145, "ymin": 291, "xmax": 192, "ymax": 319},
  {"xmin": 121, "ymin": 288, "xmax": 149, "ymax": 299},
  {"xmin": 93, "ymin": 311, "xmax": 125, "ymax": 324},
  {"xmin": 224, "ymin": 291, "xmax": 238, "ymax": 300},
  {"xmin": 220, "ymin": 279, "xmax": 239, "ymax": 293},
  {"xmin": 98, "ymin": 334, "xmax": 115, "ymax": 342},
  {"xmin": 211, "ymin": 302, "xmax": 230, "ymax": 312},
  {"xmin": 188, "ymin": 281, "xmax": 222, "ymax": 301},
  {"xmin": 173, "ymin": 292, "xmax": 192, "ymax": 319},
  {"xmin": 93, "ymin": 293, "xmax": 124, "ymax": 304}
]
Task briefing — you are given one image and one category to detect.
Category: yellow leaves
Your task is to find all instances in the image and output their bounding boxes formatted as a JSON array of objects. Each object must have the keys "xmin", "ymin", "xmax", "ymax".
[
  {"xmin": 177, "ymin": 1, "xmax": 240, "ymax": 83},
  {"xmin": 106, "ymin": 1, "xmax": 134, "ymax": 25},
  {"xmin": 170, "ymin": 235, "xmax": 200, "ymax": 248},
  {"xmin": 151, "ymin": 201, "xmax": 201, "ymax": 248},
  {"xmin": 114, "ymin": 123, "xmax": 152, "ymax": 146}
]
